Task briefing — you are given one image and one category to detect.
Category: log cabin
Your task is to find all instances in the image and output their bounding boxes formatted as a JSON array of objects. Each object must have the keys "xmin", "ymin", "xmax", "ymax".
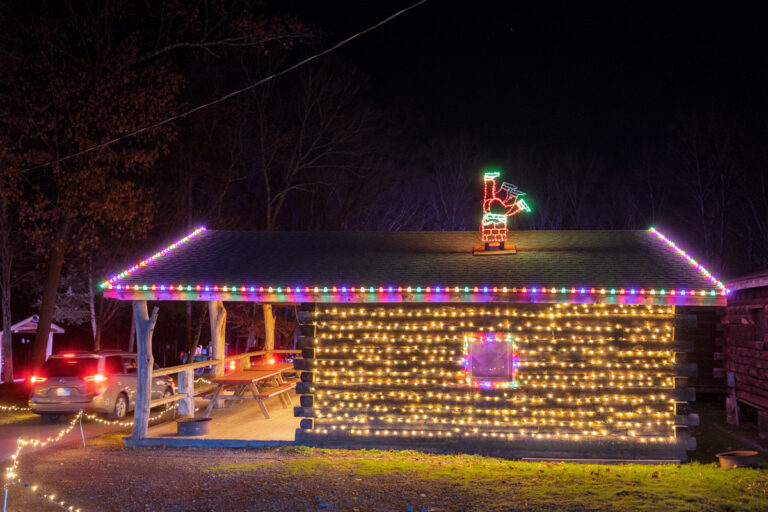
[{"xmin": 101, "ymin": 224, "xmax": 727, "ymax": 461}]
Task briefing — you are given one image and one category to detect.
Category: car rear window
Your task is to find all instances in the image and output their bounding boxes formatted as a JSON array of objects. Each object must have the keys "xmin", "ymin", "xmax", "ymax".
[{"xmin": 41, "ymin": 358, "xmax": 98, "ymax": 377}]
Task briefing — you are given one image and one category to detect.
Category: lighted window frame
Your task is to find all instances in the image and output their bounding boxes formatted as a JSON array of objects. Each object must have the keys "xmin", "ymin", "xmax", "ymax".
[{"xmin": 462, "ymin": 332, "xmax": 520, "ymax": 389}]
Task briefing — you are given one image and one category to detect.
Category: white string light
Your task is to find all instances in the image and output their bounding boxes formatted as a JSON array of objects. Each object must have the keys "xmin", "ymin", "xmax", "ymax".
[{"xmin": 4, "ymin": 403, "xmax": 185, "ymax": 511}]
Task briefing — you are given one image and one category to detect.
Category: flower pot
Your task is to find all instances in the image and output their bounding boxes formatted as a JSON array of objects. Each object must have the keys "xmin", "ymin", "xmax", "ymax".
[
  {"xmin": 716, "ymin": 450, "xmax": 759, "ymax": 468},
  {"xmin": 176, "ymin": 416, "xmax": 212, "ymax": 436}
]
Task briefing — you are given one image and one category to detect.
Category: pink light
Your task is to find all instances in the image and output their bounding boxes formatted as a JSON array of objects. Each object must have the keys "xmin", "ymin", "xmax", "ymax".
[
  {"xmin": 100, "ymin": 226, "xmax": 206, "ymax": 289},
  {"xmin": 649, "ymin": 227, "xmax": 727, "ymax": 294}
]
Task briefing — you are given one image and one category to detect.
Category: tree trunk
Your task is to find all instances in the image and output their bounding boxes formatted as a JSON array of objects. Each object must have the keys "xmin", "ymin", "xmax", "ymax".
[
  {"xmin": 88, "ymin": 259, "xmax": 99, "ymax": 350},
  {"xmin": 186, "ymin": 304, "xmax": 207, "ymax": 364},
  {"xmin": 131, "ymin": 300, "xmax": 158, "ymax": 440},
  {"xmin": 128, "ymin": 310, "xmax": 136, "ymax": 352},
  {"xmin": 31, "ymin": 218, "xmax": 72, "ymax": 371},
  {"xmin": 0, "ymin": 193, "xmax": 12, "ymax": 382}
]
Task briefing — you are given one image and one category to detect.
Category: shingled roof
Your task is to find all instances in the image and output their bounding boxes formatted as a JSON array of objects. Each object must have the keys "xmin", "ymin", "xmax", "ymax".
[{"xmin": 102, "ymin": 228, "xmax": 727, "ymax": 305}]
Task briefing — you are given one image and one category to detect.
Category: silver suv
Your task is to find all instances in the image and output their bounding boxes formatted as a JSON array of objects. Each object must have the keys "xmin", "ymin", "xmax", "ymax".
[{"xmin": 28, "ymin": 350, "xmax": 175, "ymax": 422}]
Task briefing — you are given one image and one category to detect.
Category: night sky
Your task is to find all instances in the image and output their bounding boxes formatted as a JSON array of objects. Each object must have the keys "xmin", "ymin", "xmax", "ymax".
[{"xmin": 284, "ymin": 1, "xmax": 767, "ymax": 169}]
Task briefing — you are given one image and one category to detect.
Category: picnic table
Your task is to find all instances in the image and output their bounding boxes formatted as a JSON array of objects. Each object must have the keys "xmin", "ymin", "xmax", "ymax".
[
  {"xmin": 244, "ymin": 362, "xmax": 295, "ymax": 375},
  {"xmin": 202, "ymin": 369, "xmax": 294, "ymax": 419}
]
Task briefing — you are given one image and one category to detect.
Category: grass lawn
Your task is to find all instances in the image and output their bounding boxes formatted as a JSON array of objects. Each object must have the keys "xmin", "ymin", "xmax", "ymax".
[
  {"xmin": 4, "ymin": 391, "xmax": 767, "ymax": 511},
  {"xmin": 8, "ymin": 441, "xmax": 768, "ymax": 511}
]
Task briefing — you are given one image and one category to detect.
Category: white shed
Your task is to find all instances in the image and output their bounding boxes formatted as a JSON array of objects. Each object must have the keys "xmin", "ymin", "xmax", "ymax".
[{"xmin": 0, "ymin": 315, "xmax": 65, "ymax": 381}]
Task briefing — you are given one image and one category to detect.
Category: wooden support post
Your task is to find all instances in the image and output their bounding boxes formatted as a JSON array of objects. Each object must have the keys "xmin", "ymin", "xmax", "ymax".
[
  {"xmin": 263, "ymin": 304, "xmax": 275, "ymax": 352},
  {"xmin": 177, "ymin": 369, "xmax": 194, "ymax": 416},
  {"xmin": 131, "ymin": 300, "xmax": 159, "ymax": 440},
  {"xmin": 208, "ymin": 300, "xmax": 226, "ymax": 377}
]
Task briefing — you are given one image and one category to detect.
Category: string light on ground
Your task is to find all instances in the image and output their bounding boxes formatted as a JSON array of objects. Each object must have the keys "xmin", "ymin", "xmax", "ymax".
[
  {"xmin": 4, "ymin": 412, "xmax": 84, "ymax": 511},
  {"xmin": 5, "ymin": 404, "xmax": 182, "ymax": 511},
  {"xmin": 0, "ymin": 404, "xmax": 31, "ymax": 412}
]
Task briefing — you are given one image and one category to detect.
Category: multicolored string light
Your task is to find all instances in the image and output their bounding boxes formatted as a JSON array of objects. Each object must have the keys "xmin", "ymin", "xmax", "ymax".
[
  {"xmin": 100, "ymin": 226, "xmax": 727, "ymax": 299},
  {"xmin": 104, "ymin": 282, "xmax": 726, "ymax": 297},
  {"xmin": 462, "ymin": 332, "xmax": 520, "ymax": 389},
  {"xmin": 649, "ymin": 227, "xmax": 728, "ymax": 293},
  {"xmin": 99, "ymin": 226, "xmax": 206, "ymax": 289}
]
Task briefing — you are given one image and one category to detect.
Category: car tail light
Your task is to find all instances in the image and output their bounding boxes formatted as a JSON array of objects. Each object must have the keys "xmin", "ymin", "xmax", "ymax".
[
  {"xmin": 29, "ymin": 375, "xmax": 47, "ymax": 384},
  {"xmin": 83, "ymin": 373, "xmax": 108, "ymax": 383}
]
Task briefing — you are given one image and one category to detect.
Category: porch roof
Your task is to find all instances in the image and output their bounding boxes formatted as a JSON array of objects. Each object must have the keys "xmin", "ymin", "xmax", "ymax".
[{"xmin": 101, "ymin": 227, "xmax": 727, "ymax": 305}]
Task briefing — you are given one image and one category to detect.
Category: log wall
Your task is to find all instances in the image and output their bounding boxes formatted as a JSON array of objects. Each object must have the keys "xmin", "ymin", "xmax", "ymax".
[
  {"xmin": 721, "ymin": 286, "xmax": 768, "ymax": 416},
  {"xmin": 295, "ymin": 303, "xmax": 697, "ymax": 459}
]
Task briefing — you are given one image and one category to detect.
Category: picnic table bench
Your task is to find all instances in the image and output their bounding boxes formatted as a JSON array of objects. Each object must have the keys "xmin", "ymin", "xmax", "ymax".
[{"xmin": 202, "ymin": 370, "xmax": 295, "ymax": 419}]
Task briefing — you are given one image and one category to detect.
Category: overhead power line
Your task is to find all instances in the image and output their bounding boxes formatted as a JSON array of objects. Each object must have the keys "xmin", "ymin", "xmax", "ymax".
[{"xmin": 21, "ymin": 0, "xmax": 427, "ymax": 173}]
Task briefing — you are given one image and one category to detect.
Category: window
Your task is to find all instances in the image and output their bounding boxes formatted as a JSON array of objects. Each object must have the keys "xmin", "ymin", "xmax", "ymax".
[
  {"xmin": 41, "ymin": 358, "xmax": 98, "ymax": 377},
  {"xmin": 122, "ymin": 357, "xmax": 138, "ymax": 374},
  {"xmin": 463, "ymin": 332, "xmax": 519, "ymax": 389},
  {"xmin": 104, "ymin": 356, "xmax": 124, "ymax": 375}
]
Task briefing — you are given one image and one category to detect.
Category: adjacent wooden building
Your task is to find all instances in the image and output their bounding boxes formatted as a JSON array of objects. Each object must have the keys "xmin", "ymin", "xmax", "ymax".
[
  {"xmin": 103, "ymin": 227, "xmax": 727, "ymax": 461},
  {"xmin": 721, "ymin": 269, "xmax": 768, "ymax": 437}
]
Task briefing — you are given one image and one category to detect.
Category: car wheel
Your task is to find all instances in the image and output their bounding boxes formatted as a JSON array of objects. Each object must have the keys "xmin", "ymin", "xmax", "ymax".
[
  {"xmin": 41, "ymin": 413, "xmax": 60, "ymax": 424},
  {"xmin": 109, "ymin": 393, "xmax": 129, "ymax": 420}
]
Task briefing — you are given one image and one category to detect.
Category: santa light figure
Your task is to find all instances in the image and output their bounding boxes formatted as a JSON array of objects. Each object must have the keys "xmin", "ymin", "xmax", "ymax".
[{"xmin": 480, "ymin": 171, "xmax": 531, "ymax": 250}]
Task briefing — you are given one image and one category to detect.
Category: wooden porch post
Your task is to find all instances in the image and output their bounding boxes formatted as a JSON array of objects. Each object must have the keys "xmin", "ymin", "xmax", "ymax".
[
  {"xmin": 177, "ymin": 370, "xmax": 195, "ymax": 416},
  {"xmin": 131, "ymin": 300, "xmax": 158, "ymax": 440},
  {"xmin": 263, "ymin": 304, "xmax": 275, "ymax": 352},
  {"xmin": 208, "ymin": 300, "xmax": 226, "ymax": 376}
]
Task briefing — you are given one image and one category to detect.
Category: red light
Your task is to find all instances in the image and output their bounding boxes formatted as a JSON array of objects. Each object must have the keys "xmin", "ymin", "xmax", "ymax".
[
  {"xmin": 228, "ymin": 361, "xmax": 236, "ymax": 371},
  {"xmin": 83, "ymin": 374, "xmax": 108, "ymax": 383},
  {"xmin": 61, "ymin": 353, "xmax": 75, "ymax": 358},
  {"xmin": 29, "ymin": 375, "xmax": 47, "ymax": 384},
  {"xmin": 268, "ymin": 357, "xmax": 276, "ymax": 365}
]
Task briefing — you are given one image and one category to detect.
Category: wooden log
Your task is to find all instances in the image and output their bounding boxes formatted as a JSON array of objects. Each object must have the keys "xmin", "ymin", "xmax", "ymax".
[
  {"xmin": 676, "ymin": 363, "xmax": 698, "ymax": 377},
  {"xmin": 298, "ymin": 311, "xmax": 315, "ymax": 324},
  {"xmin": 300, "ymin": 395, "xmax": 314, "ymax": 407},
  {"xmin": 674, "ymin": 401, "xmax": 689, "ymax": 415},
  {"xmin": 293, "ymin": 358, "xmax": 314, "ymax": 371},
  {"xmin": 294, "ymin": 406, "xmax": 315, "ymax": 417},
  {"xmin": 297, "ymin": 335, "xmax": 315, "ymax": 348},
  {"xmin": 149, "ymin": 393, "xmax": 188, "ymax": 408},
  {"xmin": 296, "ymin": 382, "xmax": 314, "ymax": 395},
  {"xmin": 300, "ymin": 371, "xmax": 314, "ymax": 383},
  {"xmin": 131, "ymin": 301, "xmax": 159, "ymax": 440},
  {"xmin": 675, "ymin": 413, "xmax": 700, "ymax": 426},
  {"xmin": 673, "ymin": 340, "xmax": 695, "ymax": 352},
  {"xmin": 208, "ymin": 300, "xmax": 226, "ymax": 377},
  {"xmin": 671, "ymin": 388, "xmax": 696, "ymax": 401},
  {"xmin": 674, "ymin": 314, "xmax": 697, "ymax": 329},
  {"xmin": 177, "ymin": 369, "xmax": 195, "ymax": 416},
  {"xmin": 299, "ymin": 418, "xmax": 314, "ymax": 430},
  {"xmin": 302, "ymin": 348, "xmax": 315, "ymax": 359}
]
